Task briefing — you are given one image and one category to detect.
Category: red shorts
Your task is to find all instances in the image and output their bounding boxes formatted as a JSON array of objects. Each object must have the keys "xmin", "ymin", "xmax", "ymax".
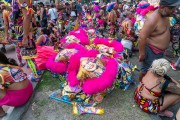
[{"xmin": 134, "ymin": 88, "xmax": 160, "ymax": 114}]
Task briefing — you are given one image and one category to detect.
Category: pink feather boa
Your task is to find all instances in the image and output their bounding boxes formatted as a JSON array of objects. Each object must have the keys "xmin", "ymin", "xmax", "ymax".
[
  {"xmin": 67, "ymin": 49, "xmax": 118, "ymax": 95},
  {"xmin": 69, "ymin": 29, "xmax": 90, "ymax": 45},
  {"xmin": 46, "ymin": 43, "xmax": 86, "ymax": 74},
  {"xmin": 46, "ymin": 55, "xmax": 67, "ymax": 74}
]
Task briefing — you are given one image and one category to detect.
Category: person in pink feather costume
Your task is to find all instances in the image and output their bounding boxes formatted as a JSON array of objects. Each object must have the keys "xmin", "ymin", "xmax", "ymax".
[
  {"xmin": 67, "ymin": 49, "xmax": 118, "ymax": 95},
  {"xmin": 82, "ymin": 57, "xmax": 118, "ymax": 95},
  {"xmin": 60, "ymin": 29, "xmax": 90, "ymax": 48},
  {"xmin": 67, "ymin": 50, "xmax": 99, "ymax": 87},
  {"xmin": 46, "ymin": 43, "xmax": 86, "ymax": 74},
  {"xmin": 93, "ymin": 38, "xmax": 124, "ymax": 53}
]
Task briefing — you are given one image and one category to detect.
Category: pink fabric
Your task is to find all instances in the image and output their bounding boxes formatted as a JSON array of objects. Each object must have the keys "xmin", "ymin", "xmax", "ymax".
[
  {"xmin": 34, "ymin": 46, "xmax": 56, "ymax": 70},
  {"xmin": 136, "ymin": 8, "xmax": 142, "ymax": 14},
  {"xmin": 97, "ymin": 19, "xmax": 105, "ymax": 26},
  {"xmin": 149, "ymin": 44, "xmax": 165, "ymax": 54},
  {"xmin": 0, "ymin": 81, "xmax": 33, "ymax": 107},
  {"xmin": 93, "ymin": 5, "xmax": 100, "ymax": 13},
  {"xmin": 131, "ymin": 18, "xmax": 136, "ymax": 26}
]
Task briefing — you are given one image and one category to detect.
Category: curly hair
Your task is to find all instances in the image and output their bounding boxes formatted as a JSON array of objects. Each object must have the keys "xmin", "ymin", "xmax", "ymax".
[{"xmin": 150, "ymin": 58, "xmax": 170, "ymax": 76}]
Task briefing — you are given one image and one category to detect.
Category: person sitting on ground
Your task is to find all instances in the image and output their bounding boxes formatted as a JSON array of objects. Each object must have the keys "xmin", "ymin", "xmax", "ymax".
[
  {"xmin": 134, "ymin": 58, "xmax": 180, "ymax": 118},
  {"xmin": 36, "ymin": 28, "xmax": 52, "ymax": 46},
  {"xmin": 0, "ymin": 52, "xmax": 33, "ymax": 117}
]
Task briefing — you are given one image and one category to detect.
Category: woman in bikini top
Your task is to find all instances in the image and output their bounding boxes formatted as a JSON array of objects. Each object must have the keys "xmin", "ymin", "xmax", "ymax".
[{"xmin": 135, "ymin": 58, "xmax": 180, "ymax": 117}]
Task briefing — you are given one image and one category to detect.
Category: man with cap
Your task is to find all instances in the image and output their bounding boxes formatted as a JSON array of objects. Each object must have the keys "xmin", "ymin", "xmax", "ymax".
[{"xmin": 138, "ymin": 0, "xmax": 180, "ymax": 81}]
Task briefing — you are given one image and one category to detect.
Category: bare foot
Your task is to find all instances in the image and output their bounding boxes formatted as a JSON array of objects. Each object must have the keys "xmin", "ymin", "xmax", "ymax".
[
  {"xmin": 1, "ymin": 36, "xmax": 9, "ymax": 44},
  {"xmin": 158, "ymin": 110, "xmax": 174, "ymax": 118},
  {"xmin": 0, "ymin": 111, "xmax": 6, "ymax": 117}
]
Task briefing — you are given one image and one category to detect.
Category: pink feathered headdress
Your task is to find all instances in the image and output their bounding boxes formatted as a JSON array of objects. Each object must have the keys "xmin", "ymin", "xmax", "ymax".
[
  {"xmin": 93, "ymin": 38, "xmax": 124, "ymax": 53},
  {"xmin": 69, "ymin": 29, "xmax": 90, "ymax": 45}
]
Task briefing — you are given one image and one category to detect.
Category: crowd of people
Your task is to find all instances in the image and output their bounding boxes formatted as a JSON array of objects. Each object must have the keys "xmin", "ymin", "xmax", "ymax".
[{"xmin": 0, "ymin": 0, "xmax": 179, "ymax": 119}]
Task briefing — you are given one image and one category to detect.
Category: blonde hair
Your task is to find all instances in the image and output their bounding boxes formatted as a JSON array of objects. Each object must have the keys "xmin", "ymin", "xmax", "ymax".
[{"xmin": 150, "ymin": 58, "xmax": 170, "ymax": 76}]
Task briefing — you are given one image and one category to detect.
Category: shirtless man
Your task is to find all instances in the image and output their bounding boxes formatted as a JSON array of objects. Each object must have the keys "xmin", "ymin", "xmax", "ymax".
[{"xmin": 138, "ymin": 0, "xmax": 180, "ymax": 81}]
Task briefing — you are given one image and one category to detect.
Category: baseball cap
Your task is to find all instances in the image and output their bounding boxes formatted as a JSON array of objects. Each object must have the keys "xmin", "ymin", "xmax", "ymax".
[{"xmin": 160, "ymin": 0, "xmax": 180, "ymax": 6}]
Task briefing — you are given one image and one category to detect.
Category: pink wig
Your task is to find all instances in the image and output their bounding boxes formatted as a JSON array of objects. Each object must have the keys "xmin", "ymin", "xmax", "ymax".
[
  {"xmin": 67, "ymin": 50, "xmax": 99, "ymax": 87},
  {"xmin": 46, "ymin": 43, "xmax": 86, "ymax": 74},
  {"xmin": 34, "ymin": 46, "xmax": 56, "ymax": 70},
  {"xmin": 93, "ymin": 38, "xmax": 124, "ymax": 53},
  {"xmin": 82, "ymin": 58, "xmax": 118, "ymax": 95}
]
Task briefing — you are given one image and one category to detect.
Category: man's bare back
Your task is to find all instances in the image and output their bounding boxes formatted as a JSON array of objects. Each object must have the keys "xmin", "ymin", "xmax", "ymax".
[{"xmin": 147, "ymin": 10, "xmax": 171, "ymax": 50}]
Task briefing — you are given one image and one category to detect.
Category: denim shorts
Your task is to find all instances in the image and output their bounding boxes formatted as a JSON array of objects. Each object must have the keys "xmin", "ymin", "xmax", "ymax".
[{"xmin": 140, "ymin": 45, "xmax": 164, "ymax": 74}]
